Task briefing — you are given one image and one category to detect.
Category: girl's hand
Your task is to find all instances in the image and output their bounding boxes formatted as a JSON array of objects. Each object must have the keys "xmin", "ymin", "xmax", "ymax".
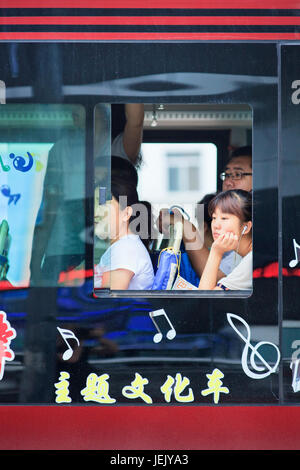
[{"xmin": 211, "ymin": 232, "xmax": 239, "ymax": 256}]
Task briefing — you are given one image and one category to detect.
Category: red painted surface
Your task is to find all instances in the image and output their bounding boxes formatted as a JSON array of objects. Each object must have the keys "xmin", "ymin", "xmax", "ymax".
[
  {"xmin": 0, "ymin": 32, "xmax": 300, "ymax": 40},
  {"xmin": 0, "ymin": 406, "xmax": 300, "ymax": 450},
  {"xmin": 1, "ymin": 2, "xmax": 299, "ymax": 41},
  {"xmin": 2, "ymin": 0, "xmax": 300, "ymax": 8},
  {"xmin": 1, "ymin": 16, "xmax": 300, "ymax": 25},
  {"xmin": 0, "ymin": 0, "xmax": 298, "ymax": 453}
]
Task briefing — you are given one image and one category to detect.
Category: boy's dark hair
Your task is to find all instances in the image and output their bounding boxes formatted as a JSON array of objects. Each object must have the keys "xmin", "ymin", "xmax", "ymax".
[
  {"xmin": 112, "ymin": 155, "xmax": 138, "ymax": 187},
  {"xmin": 111, "ymin": 176, "xmax": 139, "ymax": 209}
]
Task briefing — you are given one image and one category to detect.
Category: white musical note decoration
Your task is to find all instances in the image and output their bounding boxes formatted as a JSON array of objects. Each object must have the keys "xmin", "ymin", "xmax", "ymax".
[
  {"xmin": 149, "ymin": 309, "xmax": 176, "ymax": 343},
  {"xmin": 227, "ymin": 313, "xmax": 280, "ymax": 380},
  {"xmin": 289, "ymin": 238, "xmax": 300, "ymax": 268},
  {"xmin": 57, "ymin": 327, "xmax": 80, "ymax": 360}
]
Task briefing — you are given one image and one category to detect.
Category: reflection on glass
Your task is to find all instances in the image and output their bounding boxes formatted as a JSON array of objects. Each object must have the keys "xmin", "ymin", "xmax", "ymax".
[
  {"xmin": 138, "ymin": 142, "xmax": 217, "ymax": 228},
  {"xmin": 0, "ymin": 104, "xmax": 86, "ymax": 287},
  {"xmin": 94, "ymin": 184, "xmax": 155, "ymax": 291},
  {"xmin": 94, "ymin": 104, "xmax": 111, "ymax": 288},
  {"xmin": 94, "ymin": 103, "xmax": 253, "ymax": 294}
]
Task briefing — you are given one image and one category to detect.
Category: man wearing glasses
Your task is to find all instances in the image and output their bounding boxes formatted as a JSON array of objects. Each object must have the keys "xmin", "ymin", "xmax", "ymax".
[
  {"xmin": 213, "ymin": 145, "xmax": 252, "ymax": 279},
  {"xmin": 220, "ymin": 146, "xmax": 252, "ymax": 192},
  {"xmin": 157, "ymin": 146, "xmax": 252, "ymax": 284},
  {"xmin": 195, "ymin": 145, "xmax": 252, "ymax": 280}
]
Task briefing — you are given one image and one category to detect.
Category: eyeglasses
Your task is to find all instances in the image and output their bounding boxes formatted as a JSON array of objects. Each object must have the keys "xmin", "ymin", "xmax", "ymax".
[{"xmin": 220, "ymin": 171, "xmax": 252, "ymax": 181}]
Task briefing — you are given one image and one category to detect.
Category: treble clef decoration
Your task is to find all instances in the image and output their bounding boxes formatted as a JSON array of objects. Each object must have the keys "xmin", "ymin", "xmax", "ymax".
[{"xmin": 227, "ymin": 313, "xmax": 280, "ymax": 380}]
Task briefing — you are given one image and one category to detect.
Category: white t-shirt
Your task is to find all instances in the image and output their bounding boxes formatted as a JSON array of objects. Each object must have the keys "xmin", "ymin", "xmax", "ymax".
[
  {"xmin": 94, "ymin": 234, "xmax": 154, "ymax": 290},
  {"xmin": 219, "ymin": 250, "xmax": 242, "ymax": 276},
  {"xmin": 111, "ymin": 133, "xmax": 129, "ymax": 160},
  {"xmin": 97, "ymin": 132, "xmax": 129, "ymax": 162},
  {"xmin": 218, "ymin": 251, "xmax": 252, "ymax": 290}
]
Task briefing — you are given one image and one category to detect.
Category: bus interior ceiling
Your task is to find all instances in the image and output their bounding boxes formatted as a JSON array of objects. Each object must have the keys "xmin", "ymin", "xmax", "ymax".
[{"xmin": 120, "ymin": 103, "xmax": 252, "ymax": 225}]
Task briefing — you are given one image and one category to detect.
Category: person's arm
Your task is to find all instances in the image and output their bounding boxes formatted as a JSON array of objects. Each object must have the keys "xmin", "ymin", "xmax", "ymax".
[
  {"xmin": 198, "ymin": 248, "xmax": 223, "ymax": 290},
  {"xmin": 122, "ymin": 104, "xmax": 144, "ymax": 165},
  {"xmin": 102, "ymin": 268, "xmax": 134, "ymax": 290},
  {"xmin": 198, "ymin": 232, "xmax": 239, "ymax": 290},
  {"xmin": 157, "ymin": 208, "xmax": 225, "ymax": 280}
]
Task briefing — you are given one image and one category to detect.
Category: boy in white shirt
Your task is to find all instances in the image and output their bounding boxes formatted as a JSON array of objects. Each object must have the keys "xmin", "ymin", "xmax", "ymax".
[{"xmin": 94, "ymin": 178, "xmax": 154, "ymax": 291}]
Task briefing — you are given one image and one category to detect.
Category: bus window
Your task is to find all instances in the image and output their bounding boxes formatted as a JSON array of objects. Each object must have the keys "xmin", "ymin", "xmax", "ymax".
[
  {"xmin": 93, "ymin": 103, "xmax": 252, "ymax": 296},
  {"xmin": 0, "ymin": 104, "xmax": 87, "ymax": 288},
  {"xmin": 138, "ymin": 142, "xmax": 217, "ymax": 229}
]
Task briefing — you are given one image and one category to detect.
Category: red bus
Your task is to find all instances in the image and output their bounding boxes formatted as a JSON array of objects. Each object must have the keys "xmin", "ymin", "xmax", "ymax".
[{"xmin": 0, "ymin": 0, "xmax": 300, "ymax": 451}]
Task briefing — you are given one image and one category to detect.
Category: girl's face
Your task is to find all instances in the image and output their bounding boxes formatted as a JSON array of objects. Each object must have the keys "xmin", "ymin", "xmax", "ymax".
[{"xmin": 211, "ymin": 207, "xmax": 243, "ymax": 240}]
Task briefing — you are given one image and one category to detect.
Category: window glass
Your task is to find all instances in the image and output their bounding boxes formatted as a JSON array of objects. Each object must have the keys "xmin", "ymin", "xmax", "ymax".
[
  {"xmin": 281, "ymin": 45, "xmax": 300, "ymax": 403},
  {"xmin": 0, "ymin": 41, "xmax": 279, "ymax": 408},
  {"xmin": 0, "ymin": 104, "xmax": 86, "ymax": 288},
  {"xmin": 94, "ymin": 104, "xmax": 111, "ymax": 290},
  {"xmin": 93, "ymin": 103, "xmax": 253, "ymax": 296},
  {"xmin": 139, "ymin": 142, "xmax": 217, "ymax": 226}
]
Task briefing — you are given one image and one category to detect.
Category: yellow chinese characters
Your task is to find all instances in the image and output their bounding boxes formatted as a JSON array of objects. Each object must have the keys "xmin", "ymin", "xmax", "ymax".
[
  {"xmin": 55, "ymin": 371, "xmax": 72, "ymax": 403},
  {"xmin": 81, "ymin": 373, "xmax": 116, "ymax": 404},
  {"xmin": 54, "ymin": 368, "xmax": 230, "ymax": 405},
  {"xmin": 122, "ymin": 372, "xmax": 152, "ymax": 404},
  {"xmin": 160, "ymin": 373, "xmax": 194, "ymax": 403},
  {"xmin": 201, "ymin": 368, "xmax": 229, "ymax": 404}
]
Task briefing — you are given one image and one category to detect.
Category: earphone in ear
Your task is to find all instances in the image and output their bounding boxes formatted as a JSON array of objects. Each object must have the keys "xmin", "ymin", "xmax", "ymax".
[{"xmin": 242, "ymin": 225, "xmax": 247, "ymax": 235}]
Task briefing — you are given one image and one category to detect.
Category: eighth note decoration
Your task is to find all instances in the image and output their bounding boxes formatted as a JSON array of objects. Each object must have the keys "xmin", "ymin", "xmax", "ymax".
[
  {"xmin": 57, "ymin": 327, "xmax": 80, "ymax": 361},
  {"xmin": 289, "ymin": 238, "xmax": 300, "ymax": 268},
  {"xmin": 149, "ymin": 309, "xmax": 176, "ymax": 344}
]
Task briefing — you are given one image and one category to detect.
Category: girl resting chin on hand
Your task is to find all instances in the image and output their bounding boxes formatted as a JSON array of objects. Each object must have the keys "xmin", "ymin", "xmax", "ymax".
[{"xmin": 198, "ymin": 189, "xmax": 252, "ymax": 291}]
